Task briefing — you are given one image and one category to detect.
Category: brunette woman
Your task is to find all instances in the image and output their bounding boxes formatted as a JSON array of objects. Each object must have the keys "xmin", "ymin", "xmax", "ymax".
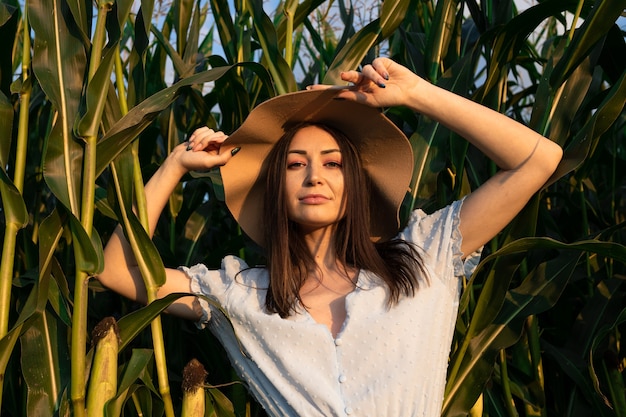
[{"xmin": 99, "ymin": 57, "xmax": 562, "ymax": 416}]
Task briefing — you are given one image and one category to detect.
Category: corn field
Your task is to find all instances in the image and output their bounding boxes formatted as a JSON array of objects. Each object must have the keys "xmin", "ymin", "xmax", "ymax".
[{"xmin": 0, "ymin": 0, "xmax": 625, "ymax": 416}]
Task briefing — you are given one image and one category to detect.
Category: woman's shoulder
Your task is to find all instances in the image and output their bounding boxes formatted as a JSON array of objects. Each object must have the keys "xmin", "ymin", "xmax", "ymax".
[
  {"xmin": 182, "ymin": 255, "xmax": 268, "ymax": 290},
  {"xmin": 400, "ymin": 199, "xmax": 463, "ymax": 240}
]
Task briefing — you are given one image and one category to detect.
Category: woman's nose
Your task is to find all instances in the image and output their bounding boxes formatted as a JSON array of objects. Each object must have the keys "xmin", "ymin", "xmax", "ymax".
[{"xmin": 305, "ymin": 165, "xmax": 322, "ymax": 185}]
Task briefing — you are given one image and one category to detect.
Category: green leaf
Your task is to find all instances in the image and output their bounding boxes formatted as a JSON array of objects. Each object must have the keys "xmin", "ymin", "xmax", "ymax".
[
  {"xmin": 0, "ymin": 91, "xmax": 13, "ymax": 166},
  {"xmin": 557, "ymin": 69, "xmax": 626, "ymax": 180},
  {"xmin": 117, "ymin": 294, "xmax": 191, "ymax": 351},
  {"xmin": 445, "ymin": 237, "xmax": 626, "ymax": 414},
  {"xmin": 174, "ymin": 0, "xmax": 195, "ymax": 55},
  {"xmin": 424, "ymin": 0, "xmax": 460, "ymax": 81},
  {"xmin": 324, "ymin": 0, "xmax": 410, "ymax": 84},
  {"xmin": 68, "ymin": 210, "xmax": 104, "ymax": 275},
  {"xmin": 207, "ymin": 387, "xmax": 236, "ymax": 417},
  {"xmin": 210, "ymin": 0, "xmax": 237, "ymax": 63},
  {"xmin": 108, "ymin": 153, "xmax": 166, "ymax": 293},
  {"xmin": 0, "ymin": 167, "xmax": 28, "ymax": 228},
  {"xmin": 29, "ymin": 0, "xmax": 87, "ymax": 214},
  {"xmin": 64, "ymin": 0, "xmax": 90, "ymax": 46},
  {"xmin": 96, "ymin": 65, "xmax": 236, "ymax": 177},
  {"xmin": 245, "ymin": 0, "xmax": 297, "ymax": 94},
  {"xmin": 542, "ymin": 340, "xmax": 613, "ymax": 414},
  {"xmin": 0, "ymin": 259, "xmax": 55, "ymax": 407},
  {"xmin": 20, "ymin": 310, "xmax": 71, "ymax": 416},
  {"xmin": 445, "ymin": 253, "xmax": 580, "ymax": 415},
  {"xmin": 151, "ymin": 25, "xmax": 195, "ymax": 78},
  {"xmin": 550, "ymin": 0, "xmax": 626, "ymax": 88},
  {"xmin": 529, "ymin": 38, "xmax": 597, "ymax": 144},
  {"xmin": 588, "ymin": 292, "xmax": 626, "ymax": 403},
  {"xmin": 275, "ymin": 0, "xmax": 327, "ymax": 48},
  {"xmin": 105, "ymin": 349, "xmax": 154, "ymax": 417},
  {"xmin": 38, "ymin": 210, "xmax": 73, "ymax": 326},
  {"xmin": 74, "ymin": 47, "xmax": 118, "ymax": 138},
  {"xmin": 181, "ymin": 202, "xmax": 212, "ymax": 265},
  {"xmin": 38, "ymin": 209, "xmax": 66, "ymax": 282},
  {"xmin": 482, "ymin": 0, "xmax": 579, "ymax": 98},
  {"xmin": 116, "ymin": 293, "xmax": 237, "ymax": 354},
  {"xmin": 138, "ymin": 0, "xmax": 154, "ymax": 37},
  {"xmin": 117, "ymin": 349, "xmax": 155, "ymax": 395},
  {"xmin": 567, "ymin": 277, "xmax": 623, "ymax": 355}
]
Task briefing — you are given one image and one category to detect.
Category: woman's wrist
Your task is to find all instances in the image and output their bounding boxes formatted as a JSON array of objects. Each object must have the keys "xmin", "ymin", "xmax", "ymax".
[
  {"xmin": 156, "ymin": 151, "xmax": 189, "ymax": 184},
  {"xmin": 404, "ymin": 79, "xmax": 438, "ymax": 114}
]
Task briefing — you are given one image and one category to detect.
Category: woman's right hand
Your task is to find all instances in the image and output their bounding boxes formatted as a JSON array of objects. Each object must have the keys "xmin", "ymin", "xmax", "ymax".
[{"xmin": 167, "ymin": 127, "xmax": 238, "ymax": 175}]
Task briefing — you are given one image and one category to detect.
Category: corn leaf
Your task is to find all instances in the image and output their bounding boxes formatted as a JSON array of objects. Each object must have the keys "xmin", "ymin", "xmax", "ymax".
[
  {"xmin": 445, "ymin": 237, "xmax": 626, "ymax": 414},
  {"xmin": 20, "ymin": 310, "xmax": 71, "ymax": 416},
  {"xmin": 556, "ymin": 69, "xmax": 626, "ymax": 181},
  {"xmin": 68, "ymin": 211, "xmax": 104, "ymax": 275},
  {"xmin": 324, "ymin": 0, "xmax": 410, "ymax": 84},
  {"xmin": 28, "ymin": 0, "xmax": 86, "ymax": 214},
  {"xmin": 0, "ymin": 168, "xmax": 27, "ymax": 228},
  {"xmin": 0, "ymin": 91, "xmax": 13, "ymax": 166},
  {"xmin": 75, "ymin": 47, "xmax": 118, "ymax": 138},
  {"xmin": 550, "ymin": 0, "xmax": 626, "ymax": 88},
  {"xmin": 245, "ymin": 0, "xmax": 297, "ymax": 94},
  {"xmin": 96, "ymin": 65, "xmax": 235, "ymax": 177},
  {"xmin": 105, "ymin": 349, "xmax": 155, "ymax": 417}
]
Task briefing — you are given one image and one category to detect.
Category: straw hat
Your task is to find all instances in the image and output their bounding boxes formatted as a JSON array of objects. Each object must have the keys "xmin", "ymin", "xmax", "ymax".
[{"xmin": 220, "ymin": 88, "xmax": 414, "ymax": 246}]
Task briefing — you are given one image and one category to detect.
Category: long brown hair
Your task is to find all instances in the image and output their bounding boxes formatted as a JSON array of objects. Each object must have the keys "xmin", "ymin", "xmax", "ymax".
[{"xmin": 262, "ymin": 123, "xmax": 426, "ymax": 317}]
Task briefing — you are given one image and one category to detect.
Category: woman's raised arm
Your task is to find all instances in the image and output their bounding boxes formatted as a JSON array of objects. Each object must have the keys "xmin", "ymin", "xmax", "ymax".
[
  {"xmin": 321, "ymin": 57, "xmax": 563, "ymax": 256},
  {"xmin": 98, "ymin": 128, "xmax": 236, "ymax": 320}
]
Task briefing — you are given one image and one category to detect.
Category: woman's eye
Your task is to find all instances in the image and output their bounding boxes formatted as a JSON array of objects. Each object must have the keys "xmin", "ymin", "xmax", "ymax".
[
  {"xmin": 325, "ymin": 161, "xmax": 343, "ymax": 168},
  {"xmin": 287, "ymin": 162, "xmax": 305, "ymax": 169}
]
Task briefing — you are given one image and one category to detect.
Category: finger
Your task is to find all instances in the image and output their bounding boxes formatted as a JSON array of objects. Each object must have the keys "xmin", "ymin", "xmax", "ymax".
[
  {"xmin": 371, "ymin": 57, "xmax": 390, "ymax": 80},
  {"xmin": 206, "ymin": 145, "xmax": 241, "ymax": 168},
  {"xmin": 360, "ymin": 64, "xmax": 387, "ymax": 88},
  {"xmin": 188, "ymin": 126, "xmax": 212, "ymax": 142},
  {"xmin": 188, "ymin": 130, "xmax": 227, "ymax": 151},
  {"xmin": 187, "ymin": 127, "xmax": 211, "ymax": 149},
  {"xmin": 340, "ymin": 70, "xmax": 367, "ymax": 85},
  {"xmin": 305, "ymin": 84, "xmax": 350, "ymax": 91}
]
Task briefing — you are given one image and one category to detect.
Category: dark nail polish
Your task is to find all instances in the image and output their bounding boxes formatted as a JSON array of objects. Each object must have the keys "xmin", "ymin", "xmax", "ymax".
[
  {"xmin": 186, "ymin": 144, "xmax": 193, "ymax": 151},
  {"xmin": 378, "ymin": 82, "xmax": 386, "ymax": 88},
  {"xmin": 231, "ymin": 147, "xmax": 241, "ymax": 156}
]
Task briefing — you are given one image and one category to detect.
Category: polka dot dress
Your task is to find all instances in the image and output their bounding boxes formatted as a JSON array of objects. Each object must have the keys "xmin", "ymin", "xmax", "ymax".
[{"xmin": 184, "ymin": 199, "xmax": 481, "ymax": 417}]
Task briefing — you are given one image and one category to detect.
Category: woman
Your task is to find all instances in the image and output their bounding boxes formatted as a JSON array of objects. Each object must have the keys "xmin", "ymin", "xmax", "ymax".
[{"xmin": 99, "ymin": 57, "xmax": 563, "ymax": 416}]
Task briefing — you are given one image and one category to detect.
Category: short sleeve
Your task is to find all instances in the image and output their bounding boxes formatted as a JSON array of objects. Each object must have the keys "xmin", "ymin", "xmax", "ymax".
[
  {"xmin": 180, "ymin": 255, "xmax": 250, "ymax": 329},
  {"xmin": 397, "ymin": 199, "xmax": 482, "ymax": 282}
]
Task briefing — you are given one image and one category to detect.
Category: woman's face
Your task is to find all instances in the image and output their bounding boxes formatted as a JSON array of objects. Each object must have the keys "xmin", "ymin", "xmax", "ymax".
[{"xmin": 284, "ymin": 125, "xmax": 346, "ymax": 233}]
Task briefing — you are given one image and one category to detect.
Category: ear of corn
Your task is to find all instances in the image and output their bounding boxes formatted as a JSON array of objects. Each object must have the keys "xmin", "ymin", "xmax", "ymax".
[
  {"xmin": 86, "ymin": 317, "xmax": 120, "ymax": 417},
  {"xmin": 181, "ymin": 358, "xmax": 208, "ymax": 417}
]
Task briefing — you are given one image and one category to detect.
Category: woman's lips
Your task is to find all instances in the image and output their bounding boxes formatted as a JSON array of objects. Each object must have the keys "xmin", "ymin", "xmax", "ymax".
[{"xmin": 299, "ymin": 194, "xmax": 329, "ymax": 204}]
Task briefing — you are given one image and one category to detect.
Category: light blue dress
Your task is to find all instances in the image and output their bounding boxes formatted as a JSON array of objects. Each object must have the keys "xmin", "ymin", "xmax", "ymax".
[{"xmin": 183, "ymin": 199, "xmax": 481, "ymax": 417}]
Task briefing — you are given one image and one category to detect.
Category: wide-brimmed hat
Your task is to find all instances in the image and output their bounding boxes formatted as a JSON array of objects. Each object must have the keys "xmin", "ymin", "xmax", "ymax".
[{"xmin": 219, "ymin": 88, "xmax": 414, "ymax": 246}]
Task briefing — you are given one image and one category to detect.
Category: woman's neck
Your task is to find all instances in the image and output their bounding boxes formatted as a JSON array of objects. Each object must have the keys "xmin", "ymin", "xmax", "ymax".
[{"xmin": 301, "ymin": 226, "xmax": 338, "ymax": 270}]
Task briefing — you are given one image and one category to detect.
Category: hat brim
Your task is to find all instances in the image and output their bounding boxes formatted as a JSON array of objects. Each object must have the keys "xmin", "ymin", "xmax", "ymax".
[{"xmin": 220, "ymin": 89, "xmax": 414, "ymax": 246}]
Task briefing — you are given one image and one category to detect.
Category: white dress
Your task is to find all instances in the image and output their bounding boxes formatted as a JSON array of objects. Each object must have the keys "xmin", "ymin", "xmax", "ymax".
[{"xmin": 183, "ymin": 199, "xmax": 481, "ymax": 417}]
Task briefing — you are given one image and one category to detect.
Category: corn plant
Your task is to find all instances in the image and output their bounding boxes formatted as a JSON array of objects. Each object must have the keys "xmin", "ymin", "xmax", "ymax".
[{"xmin": 0, "ymin": 0, "xmax": 624, "ymax": 416}]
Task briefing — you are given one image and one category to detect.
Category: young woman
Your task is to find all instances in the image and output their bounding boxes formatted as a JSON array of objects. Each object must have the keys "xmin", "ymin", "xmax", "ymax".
[{"xmin": 99, "ymin": 57, "xmax": 563, "ymax": 416}]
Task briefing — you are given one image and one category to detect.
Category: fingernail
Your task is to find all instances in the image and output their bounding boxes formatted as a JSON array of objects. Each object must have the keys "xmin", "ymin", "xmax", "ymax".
[
  {"xmin": 378, "ymin": 82, "xmax": 386, "ymax": 88},
  {"xmin": 384, "ymin": 73, "xmax": 389, "ymax": 80},
  {"xmin": 231, "ymin": 147, "xmax": 241, "ymax": 156},
  {"xmin": 186, "ymin": 144, "xmax": 193, "ymax": 151},
  {"xmin": 305, "ymin": 85, "xmax": 312, "ymax": 90}
]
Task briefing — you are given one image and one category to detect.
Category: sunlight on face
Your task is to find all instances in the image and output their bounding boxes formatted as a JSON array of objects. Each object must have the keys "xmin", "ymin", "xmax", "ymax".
[{"xmin": 284, "ymin": 126, "xmax": 346, "ymax": 234}]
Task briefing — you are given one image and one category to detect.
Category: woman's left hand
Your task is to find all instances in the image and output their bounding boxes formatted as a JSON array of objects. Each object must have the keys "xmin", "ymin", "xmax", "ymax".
[
  {"xmin": 166, "ymin": 127, "xmax": 236, "ymax": 176},
  {"xmin": 308, "ymin": 57, "xmax": 423, "ymax": 109}
]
